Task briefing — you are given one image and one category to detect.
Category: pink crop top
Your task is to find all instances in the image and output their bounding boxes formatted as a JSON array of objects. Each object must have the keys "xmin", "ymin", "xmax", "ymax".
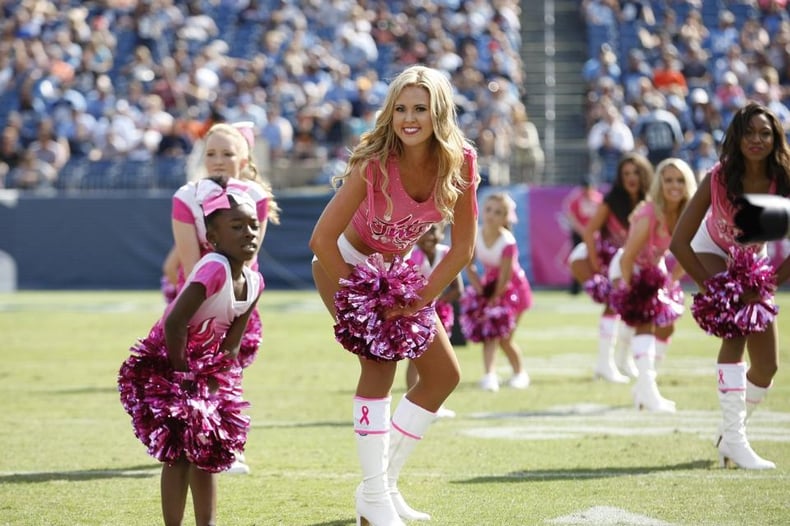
[
  {"xmin": 630, "ymin": 201, "xmax": 671, "ymax": 267},
  {"xmin": 351, "ymin": 147, "xmax": 478, "ymax": 253},
  {"xmin": 604, "ymin": 212, "xmax": 629, "ymax": 247},
  {"xmin": 704, "ymin": 163, "xmax": 776, "ymax": 252}
]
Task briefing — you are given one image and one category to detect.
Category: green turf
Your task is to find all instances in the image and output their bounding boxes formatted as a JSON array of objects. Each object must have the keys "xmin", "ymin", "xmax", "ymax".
[{"xmin": 1, "ymin": 290, "xmax": 788, "ymax": 525}]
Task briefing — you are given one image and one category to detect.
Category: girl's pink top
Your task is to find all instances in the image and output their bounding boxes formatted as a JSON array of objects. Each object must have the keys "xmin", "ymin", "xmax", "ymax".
[
  {"xmin": 164, "ymin": 252, "xmax": 263, "ymax": 335},
  {"xmin": 704, "ymin": 162, "xmax": 775, "ymax": 253},
  {"xmin": 630, "ymin": 201, "xmax": 671, "ymax": 267},
  {"xmin": 475, "ymin": 228, "xmax": 532, "ymax": 312},
  {"xmin": 351, "ymin": 147, "xmax": 478, "ymax": 253}
]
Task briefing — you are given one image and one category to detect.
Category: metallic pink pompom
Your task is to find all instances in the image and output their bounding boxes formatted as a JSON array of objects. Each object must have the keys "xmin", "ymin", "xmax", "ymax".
[
  {"xmin": 435, "ymin": 300, "xmax": 455, "ymax": 333},
  {"xmin": 458, "ymin": 281, "xmax": 517, "ymax": 343},
  {"xmin": 333, "ymin": 254, "xmax": 437, "ymax": 362},
  {"xmin": 609, "ymin": 265, "xmax": 674, "ymax": 327},
  {"xmin": 118, "ymin": 320, "xmax": 250, "ymax": 472},
  {"xmin": 691, "ymin": 247, "xmax": 778, "ymax": 338},
  {"xmin": 583, "ymin": 273, "xmax": 612, "ymax": 304},
  {"xmin": 238, "ymin": 308, "xmax": 263, "ymax": 369}
]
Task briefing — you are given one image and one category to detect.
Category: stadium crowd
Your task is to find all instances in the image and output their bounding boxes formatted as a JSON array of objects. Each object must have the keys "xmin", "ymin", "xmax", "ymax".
[
  {"xmin": 0, "ymin": 0, "xmax": 532, "ymax": 191},
  {"xmin": 583, "ymin": 0, "xmax": 790, "ymax": 183}
]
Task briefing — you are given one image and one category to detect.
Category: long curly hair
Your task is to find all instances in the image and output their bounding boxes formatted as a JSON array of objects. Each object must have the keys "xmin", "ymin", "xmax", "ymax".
[
  {"xmin": 718, "ymin": 101, "xmax": 790, "ymax": 199},
  {"xmin": 333, "ymin": 65, "xmax": 477, "ymax": 223},
  {"xmin": 604, "ymin": 152, "xmax": 653, "ymax": 229}
]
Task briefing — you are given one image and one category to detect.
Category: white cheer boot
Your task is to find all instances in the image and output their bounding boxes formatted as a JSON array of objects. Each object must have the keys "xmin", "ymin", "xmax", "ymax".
[
  {"xmin": 388, "ymin": 397, "xmax": 435, "ymax": 521},
  {"xmin": 716, "ymin": 363, "xmax": 775, "ymax": 470},
  {"xmin": 631, "ymin": 335, "xmax": 675, "ymax": 413},
  {"xmin": 354, "ymin": 397, "xmax": 404, "ymax": 526}
]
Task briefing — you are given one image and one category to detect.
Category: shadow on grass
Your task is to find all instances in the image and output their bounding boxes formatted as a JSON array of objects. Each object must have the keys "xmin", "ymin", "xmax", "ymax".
[
  {"xmin": 306, "ymin": 520, "xmax": 355, "ymax": 526},
  {"xmin": 455, "ymin": 459, "xmax": 713, "ymax": 483},
  {"xmin": 0, "ymin": 464, "xmax": 159, "ymax": 484}
]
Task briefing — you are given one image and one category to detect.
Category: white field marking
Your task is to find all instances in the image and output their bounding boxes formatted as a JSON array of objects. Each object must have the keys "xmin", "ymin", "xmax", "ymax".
[
  {"xmin": 462, "ymin": 405, "xmax": 790, "ymax": 442},
  {"xmin": 546, "ymin": 506, "xmax": 674, "ymax": 526},
  {"xmin": 500, "ymin": 354, "xmax": 718, "ymax": 377},
  {"xmin": 517, "ymin": 325, "xmax": 713, "ymax": 341}
]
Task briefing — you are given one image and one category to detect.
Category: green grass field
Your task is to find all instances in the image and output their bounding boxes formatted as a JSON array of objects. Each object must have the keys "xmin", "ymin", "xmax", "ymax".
[{"xmin": 1, "ymin": 289, "xmax": 789, "ymax": 526}]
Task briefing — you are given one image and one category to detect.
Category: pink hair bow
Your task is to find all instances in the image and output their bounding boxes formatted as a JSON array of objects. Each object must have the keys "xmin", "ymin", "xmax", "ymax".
[{"xmin": 202, "ymin": 190, "xmax": 231, "ymax": 216}]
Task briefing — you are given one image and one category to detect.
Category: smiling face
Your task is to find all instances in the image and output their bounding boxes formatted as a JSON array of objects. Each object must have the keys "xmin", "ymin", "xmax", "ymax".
[
  {"xmin": 392, "ymin": 85, "xmax": 434, "ymax": 147},
  {"xmin": 482, "ymin": 197, "xmax": 508, "ymax": 229},
  {"xmin": 739, "ymin": 113, "xmax": 774, "ymax": 163},
  {"xmin": 206, "ymin": 200, "xmax": 260, "ymax": 265},
  {"xmin": 620, "ymin": 160, "xmax": 643, "ymax": 197},
  {"xmin": 203, "ymin": 131, "xmax": 247, "ymax": 185},
  {"xmin": 659, "ymin": 165, "xmax": 687, "ymax": 206}
]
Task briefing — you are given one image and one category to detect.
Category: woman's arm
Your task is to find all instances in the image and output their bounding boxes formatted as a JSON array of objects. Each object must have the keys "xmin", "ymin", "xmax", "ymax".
[
  {"xmin": 172, "ymin": 219, "xmax": 202, "ymax": 278},
  {"xmin": 163, "ymin": 283, "xmax": 206, "ymax": 371},
  {"xmin": 415, "ymin": 174, "xmax": 478, "ymax": 311},
  {"xmin": 221, "ymin": 300, "xmax": 259, "ymax": 360},
  {"xmin": 439, "ymin": 273, "xmax": 464, "ymax": 304},
  {"xmin": 308, "ymin": 167, "xmax": 368, "ymax": 284},
  {"xmin": 669, "ymin": 172, "xmax": 712, "ymax": 289},
  {"xmin": 582, "ymin": 202, "xmax": 610, "ymax": 273},
  {"xmin": 162, "ymin": 245, "xmax": 180, "ymax": 285},
  {"xmin": 618, "ymin": 214, "xmax": 650, "ymax": 286}
]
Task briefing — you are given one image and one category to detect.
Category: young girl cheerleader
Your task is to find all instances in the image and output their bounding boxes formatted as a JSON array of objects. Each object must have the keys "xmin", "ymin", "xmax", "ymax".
[
  {"xmin": 310, "ymin": 65, "xmax": 479, "ymax": 525},
  {"xmin": 568, "ymin": 153, "xmax": 653, "ymax": 383},
  {"xmin": 462, "ymin": 191, "xmax": 532, "ymax": 392},
  {"xmin": 609, "ymin": 158, "xmax": 698, "ymax": 412},
  {"xmin": 671, "ymin": 102, "xmax": 790, "ymax": 470},
  {"xmin": 170, "ymin": 122, "xmax": 280, "ymax": 473},
  {"xmin": 406, "ymin": 223, "xmax": 464, "ymax": 418},
  {"xmin": 119, "ymin": 188, "xmax": 264, "ymax": 526}
]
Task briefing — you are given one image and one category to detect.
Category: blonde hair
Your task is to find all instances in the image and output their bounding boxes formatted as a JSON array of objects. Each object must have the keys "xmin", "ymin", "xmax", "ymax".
[
  {"xmin": 649, "ymin": 157, "xmax": 697, "ymax": 217},
  {"xmin": 484, "ymin": 191, "xmax": 518, "ymax": 229},
  {"xmin": 334, "ymin": 65, "xmax": 477, "ymax": 223},
  {"xmin": 203, "ymin": 123, "xmax": 281, "ymax": 224}
]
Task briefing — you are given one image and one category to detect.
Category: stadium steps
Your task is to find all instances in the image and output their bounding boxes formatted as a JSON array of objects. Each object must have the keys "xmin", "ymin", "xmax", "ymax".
[{"xmin": 521, "ymin": 0, "xmax": 589, "ymax": 185}]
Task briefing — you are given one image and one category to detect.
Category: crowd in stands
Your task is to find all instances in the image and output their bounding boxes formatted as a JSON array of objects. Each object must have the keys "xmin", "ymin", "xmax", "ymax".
[
  {"xmin": 582, "ymin": 0, "xmax": 790, "ymax": 183},
  {"xmin": 0, "ymin": 0, "xmax": 533, "ymax": 191}
]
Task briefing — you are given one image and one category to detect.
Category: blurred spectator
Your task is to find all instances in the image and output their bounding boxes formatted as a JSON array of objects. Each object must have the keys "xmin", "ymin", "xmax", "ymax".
[
  {"xmin": 690, "ymin": 131, "xmax": 719, "ymax": 181},
  {"xmin": 6, "ymin": 148, "xmax": 56, "ymax": 190},
  {"xmin": 622, "ymin": 49, "xmax": 653, "ymax": 104},
  {"xmin": 587, "ymin": 103, "xmax": 634, "ymax": 183},
  {"xmin": 713, "ymin": 70, "xmax": 747, "ymax": 126},
  {"xmin": 28, "ymin": 118, "xmax": 70, "ymax": 174},
  {"xmin": 705, "ymin": 10, "xmax": 739, "ymax": 59},
  {"xmin": 751, "ymin": 77, "xmax": 790, "ymax": 129},
  {"xmin": 261, "ymin": 104, "xmax": 294, "ymax": 162},
  {"xmin": 632, "ymin": 94, "xmax": 684, "ymax": 166},
  {"xmin": 509, "ymin": 103, "xmax": 545, "ymax": 184},
  {"xmin": 652, "ymin": 51, "xmax": 689, "ymax": 96},
  {"xmin": 583, "ymin": 43, "xmax": 621, "ymax": 87},
  {"xmin": 0, "ymin": 126, "xmax": 22, "ymax": 188}
]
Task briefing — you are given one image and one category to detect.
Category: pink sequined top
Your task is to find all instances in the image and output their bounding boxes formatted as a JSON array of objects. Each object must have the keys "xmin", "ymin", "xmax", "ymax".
[
  {"xmin": 630, "ymin": 201, "xmax": 671, "ymax": 267},
  {"xmin": 351, "ymin": 147, "xmax": 478, "ymax": 253},
  {"xmin": 704, "ymin": 162, "xmax": 775, "ymax": 252},
  {"xmin": 604, "ymin": 213, "xmax": 629, "ymax": 247}
]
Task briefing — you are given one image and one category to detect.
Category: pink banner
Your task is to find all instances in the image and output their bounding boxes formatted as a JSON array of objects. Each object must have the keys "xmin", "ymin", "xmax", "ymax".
[{"xmin": 527, "ymin": 186, "xmax": 576, "ymax": 286}]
